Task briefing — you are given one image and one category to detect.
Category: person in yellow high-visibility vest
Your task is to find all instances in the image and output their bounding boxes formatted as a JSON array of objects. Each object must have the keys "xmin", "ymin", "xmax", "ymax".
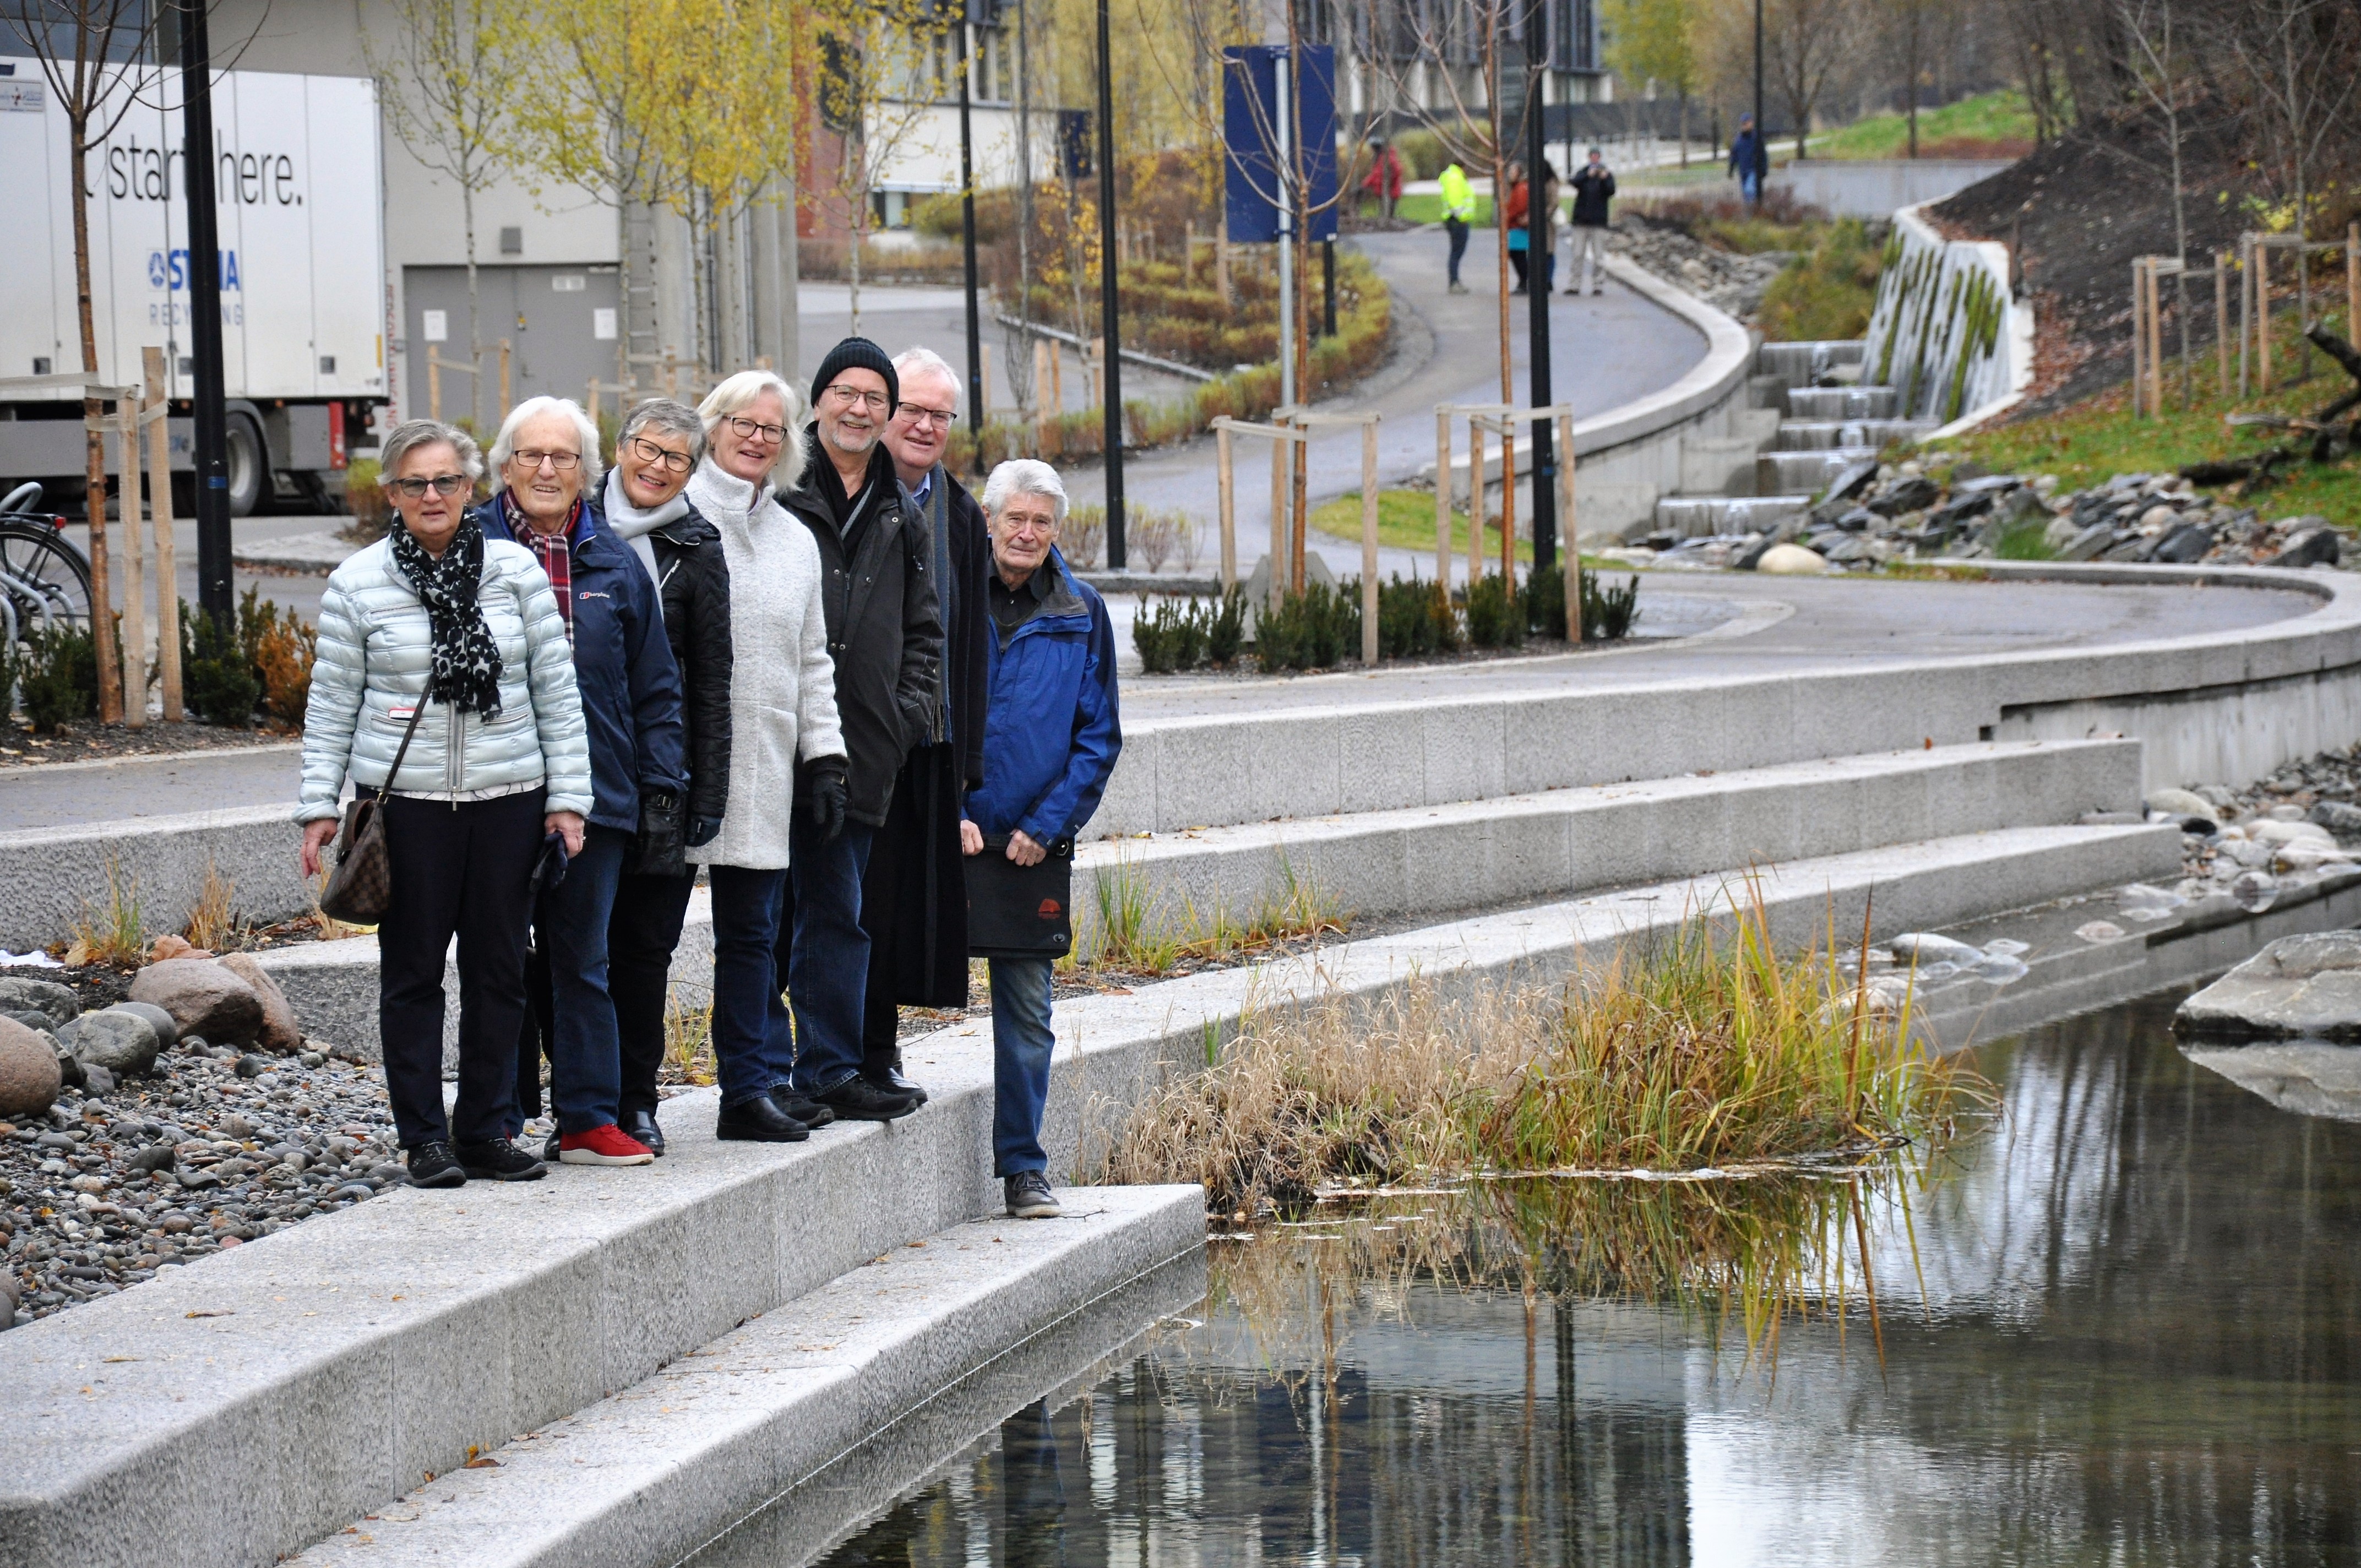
[{"xmin": 1439, "ymin": 162, "xmax": 1476, "ymax": 295}]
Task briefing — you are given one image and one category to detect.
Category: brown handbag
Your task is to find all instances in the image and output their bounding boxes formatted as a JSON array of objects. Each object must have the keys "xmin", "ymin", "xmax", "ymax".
[{"xmin": 317, "ymin": 696, "xmax": 432, "ymax": 925}]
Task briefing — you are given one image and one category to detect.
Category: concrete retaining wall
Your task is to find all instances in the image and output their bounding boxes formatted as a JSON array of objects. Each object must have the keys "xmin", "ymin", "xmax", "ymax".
[{"xmin": 1770, "ymin": 159, "xmax": 2014, "ymax": 217}]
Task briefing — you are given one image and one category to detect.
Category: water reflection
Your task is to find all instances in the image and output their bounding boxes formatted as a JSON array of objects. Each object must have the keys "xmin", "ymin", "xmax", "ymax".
[{"xmin": 812, "ymin": 989, "xmax": 2361, "ymax": 1566}]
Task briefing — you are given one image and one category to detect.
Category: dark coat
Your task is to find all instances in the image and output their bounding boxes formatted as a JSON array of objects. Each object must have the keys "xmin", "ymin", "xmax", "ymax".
[
  {"xmin": 475, "ymin": 496, "xmax": 686, "ymax": 834},
  {"xmin": 640, "ymin": 505, "xmax": 735, "ymax": 825},
  {"xmin": 963, "ymin": 548, "xmax": 1120, "ymax": 847},
  {"xmin": 1569, "ymin": 164, "xmax": 1615, "ymax": 226},
  {"xmin": 857, "ymin": 462, "xmax": 994, "ymax": 1023},
  {"xmin": 778, "ymin": 435, "xmax": 943, "ymax": 826},
  {"xmin": 1729, "ymin": 129, "xmax": 1768, "ymax": 181}
]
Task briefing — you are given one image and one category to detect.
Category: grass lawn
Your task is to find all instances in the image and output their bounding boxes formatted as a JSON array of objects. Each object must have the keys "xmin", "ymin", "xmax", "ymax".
[
  {"xmin": 1390, "ymin": 192, "xmax": 1495, "ymax": 226},
  {"xmin": 1310, "ymin": 488, "xmax": 1532, "ymax": 565},
  {"xmin": 1805, "ymin": 88, "xmax": 2036, "ymax": 161},
  {"xmin": 1924, "ymin": 332, "xmax": 2361, "ymax": 528}
]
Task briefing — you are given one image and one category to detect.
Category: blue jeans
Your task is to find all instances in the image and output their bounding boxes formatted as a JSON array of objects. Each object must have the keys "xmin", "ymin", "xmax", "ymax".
[
  {"xmin": 537, "ymin": 823, "xmax": 629, "ymax": 1134},
  {"xmin": 989, "ymin": 957, "xmax": 1055, "ymax": 1176},
  {"xmin": 1741, "ymin": 170, "xmax": 1762, "ymax": 204},
  {"xmin": 777, "ymin": 813, "xmax": 878, "ymax": 1096},
  {"xmin": 708, "ymin": 863, "xmax": 792, "ymax": 1107}
]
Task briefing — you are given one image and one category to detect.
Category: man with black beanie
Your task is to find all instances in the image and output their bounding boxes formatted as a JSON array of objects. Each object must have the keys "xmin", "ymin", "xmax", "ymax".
[{"xmin": 774, "ymin": 336, "xmax": 943, "ymax": 1120}]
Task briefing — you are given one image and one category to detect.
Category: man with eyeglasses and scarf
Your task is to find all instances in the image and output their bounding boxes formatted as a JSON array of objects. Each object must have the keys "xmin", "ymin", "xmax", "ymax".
[{"xmin": 774, "ymin": 337, "xmax": 944, "ymax": 1121}]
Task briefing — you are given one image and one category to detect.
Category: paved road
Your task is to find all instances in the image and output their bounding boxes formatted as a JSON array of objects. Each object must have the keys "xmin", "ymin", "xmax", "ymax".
[{"xmin": 0, "ymin": 572, "xmax": 2314, "ymax": 831}]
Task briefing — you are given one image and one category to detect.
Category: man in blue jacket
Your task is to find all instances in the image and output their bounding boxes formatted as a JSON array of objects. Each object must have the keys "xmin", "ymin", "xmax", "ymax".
[
  {"xmin": 1729, "ymin": 113, "xmax": 1768, "ymax": 205},
  {"xmin": 477, "ymin": 396, "xmax": 687, "ymax": 1168},
  {"xmin": 959, "ymin": 458, "xmax": 1120, "ymax": 1220}
]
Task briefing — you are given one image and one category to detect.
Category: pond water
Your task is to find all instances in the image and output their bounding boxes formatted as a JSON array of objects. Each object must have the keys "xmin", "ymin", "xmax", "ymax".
[{"xmin": 792, "ymin": 987, "xmax": 2361, "ymax": 1566}]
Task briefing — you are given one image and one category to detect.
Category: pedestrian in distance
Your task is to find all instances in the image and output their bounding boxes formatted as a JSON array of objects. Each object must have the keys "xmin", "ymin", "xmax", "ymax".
[
  {"xmin": 684, "ymin": 369, "xmax": 850, "ymax": 1144},
  {"xmin": 1504, "ymin": 162, "xmax": 1532, "ymax": 294},
  {"xmin": 476, "ymin": 396, "xmax": 686, "ymax": 1172},
  {"xmin": 1567, "ymin": 146, "xmax": 1615, "ymax": 297},
  {"xmin": 1729, "ymin": 114, "xmax": 1768, "ymax": 205},
  {"xmin": 1360, "ymin": 138, "xmax": 1403, "ymax": 220},
  {"xmin": 863, "ymin": 347, "xmax": 994, "ymax": 1107},
  {"xmin": 961, "ymin": 459, "xmax": 1122, "ymax": 1221},
  {"xmin": 598, "ymin": 398, "xmax": 735, "ymax": 1157},
  {"xmin": 1439, "ymin": 160, "xmax": 1475, "ymax": 293},
  {"xmin": 775, "ymin": 338, "xmax": 945, "ymax": 1122},
  {"xmin": 296, "ymin": 419, "xmax": 591, "ymax": 1189}
]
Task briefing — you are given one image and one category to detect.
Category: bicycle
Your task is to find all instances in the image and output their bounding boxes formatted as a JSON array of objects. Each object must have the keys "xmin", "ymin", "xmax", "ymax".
[{"xmin": 0, "ymin": 482, "xmax": 95, "ymax": 646}]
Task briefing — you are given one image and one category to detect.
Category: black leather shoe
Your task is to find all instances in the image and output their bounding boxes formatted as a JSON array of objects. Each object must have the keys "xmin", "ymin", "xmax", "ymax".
[
  {"xmin": 456, "ymin": 1138, "xmax": 547, "ymax": 1182},
  {"xmin": 406, "ymin": 1141, "xmax": 466, "ymax": 1188},
  {"xmin": 815, "ymin": 1075, "xmax": 921, "ymax": 1122},
  {"xmin": 540, "ymin": 1131, "xmax": 562, "ymax": 1164},
  {"xmin": 769, "ymin": 1088, "xmax": 836, "ymax": 1129},
  {"xmin": 622, "ymin": 1108, "xmax": 665, "ymax": 1156},
  {"xmin": 861, "ymin": 1061, "xmax": 930, "ymax": 1108},
  {"xmin": 716, "ymin": 1095, "xmax": 810, "ymax": 1142}
]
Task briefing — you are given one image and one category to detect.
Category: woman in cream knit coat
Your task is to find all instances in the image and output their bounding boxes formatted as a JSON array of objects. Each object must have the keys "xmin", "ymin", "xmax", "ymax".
[{"xmin": 686, "ymin": 370, "xmax": 849, "ymax": 1143}]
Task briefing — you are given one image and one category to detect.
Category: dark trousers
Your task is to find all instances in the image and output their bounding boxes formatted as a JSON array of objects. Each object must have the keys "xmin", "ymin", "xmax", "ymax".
[
  {"xmin": 1446, "ymin": 216, "xmax": 1470, "ymax": 284},
  {"xmin": 775, "ymin": 812, "xmax": 878, "ymax": 1096},
  {"xmin": 708, "ymin": 863, "xmax": 791, "ymax": 1107},
  {"xmin": 529, "ymin": 824, "xmax": 629, "ymax": 1135},
  {"xmin": 376, "ymin": 788, "xmax": 543, "ymax": 1150},
  {"xmin": 610, "ymin": 868, "xmax": 698, "ymax": 1120},
  {"xmin": 1509, "ymin": 247, "xmax": 1530, "ymax": 290},
  {"xmin": 860, "ymin": 744, "xmax": 970, "ymax": 1073}
]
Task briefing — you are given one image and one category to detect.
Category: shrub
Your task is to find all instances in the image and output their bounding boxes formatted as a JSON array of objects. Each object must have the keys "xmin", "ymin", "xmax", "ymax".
[
  {"xmin": 253, "ymin": 607, "xmax": 318, "ymax": 727},
  {"xmin": 8, "ymin": 623, "xmax": 98, "ymax": 732},
  {"xmin": 1206, "ymin": 586, "xmax": 1245, "ymax": 666},
  {"xmin": 1464, "ymin": 573, "xmax": 1526, "ymax": 649},
  {"xmin": 1254, "ymin": 582, "xmax": 1359, "ymax": 672},
  {"xmin": 182, "ymin": 602, "xmax": 261, "ymax": 727},
  {"xmin": 1061, "ymin": 505, "xmax": 1107, "ymax": 569},
  {"xmin": 1133, "ymin": 596, "xmax": 1212, "ymax": 675},
  {"xmin": 1378, "ymin": 574, "xmax": 1461, "ymax": 657},
  {"xmin": 341, "ymin": 458, "xmax": 390, "ymax": 543},
  {"xmin": 1523, "ymin": 565, "xmax": 1642, "ymax": 642}
]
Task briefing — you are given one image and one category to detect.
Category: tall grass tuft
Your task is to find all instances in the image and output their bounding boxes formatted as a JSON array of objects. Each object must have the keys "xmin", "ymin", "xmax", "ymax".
[
  {"xmin": 182, "ymin": 857, "xmax": 240, "ymax": 951},
  {"xmin": 1088, "ymin": 892, "xmax": 1984, "ymax": 1213},
  {"xmin": 67, "ymin": 853, "xmax": 144, "ymax": 966}
]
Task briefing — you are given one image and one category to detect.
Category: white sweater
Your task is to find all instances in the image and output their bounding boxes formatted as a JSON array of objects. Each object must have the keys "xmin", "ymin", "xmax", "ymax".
[{"xmin": 685, "ymin": 460, "xmax": 846, "ymax": 870}]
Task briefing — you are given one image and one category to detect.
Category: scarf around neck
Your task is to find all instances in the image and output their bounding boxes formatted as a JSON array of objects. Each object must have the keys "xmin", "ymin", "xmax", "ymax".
[
  {"xmin": 390, "ymin": 515, "xmax": 504, "ymax": 716},
  {"xmin": 601, "ymin": 468, "xmax": 690, "ymax": 541}
]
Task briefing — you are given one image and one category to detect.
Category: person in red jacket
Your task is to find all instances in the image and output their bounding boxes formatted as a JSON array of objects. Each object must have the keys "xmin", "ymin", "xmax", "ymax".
[{"xmin": 1360, "ymin": 139, "xmax": 1403, "ymax": 219}]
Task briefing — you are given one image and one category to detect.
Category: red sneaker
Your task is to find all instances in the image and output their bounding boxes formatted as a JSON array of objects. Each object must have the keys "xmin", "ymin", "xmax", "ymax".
[{"xmin": 558, "ymin": 1124, "xmax": 655, "ymax": 1166}]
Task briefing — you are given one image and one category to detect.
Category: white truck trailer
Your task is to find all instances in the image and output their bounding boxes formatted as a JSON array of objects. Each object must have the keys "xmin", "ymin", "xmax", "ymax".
[{"xmin": 0, "ymin": 57, "xmax": 387, "ymax": 515}]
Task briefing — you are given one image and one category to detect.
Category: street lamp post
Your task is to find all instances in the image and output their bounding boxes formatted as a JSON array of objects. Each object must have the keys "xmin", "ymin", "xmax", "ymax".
[
  {"xmin": 1094, "ymin": 0, "xmax": 1125, "ymax": 567},
  {"xmin": 178, "ymin": 0, "xmax": 233, "ymax": 625},
  {"xmin": 1526, "ymin": 4, "xmax": 1556, "ymax": 576}
]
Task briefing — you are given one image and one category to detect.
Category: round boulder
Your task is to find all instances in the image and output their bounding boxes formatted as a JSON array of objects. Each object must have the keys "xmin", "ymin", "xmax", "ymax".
[
  {"xmin": 0, "ymin": 977, "xmax": 80, "ymax": 1023},
  {"xmin": 57, "ymin": 1009, "xmax": 161, "ymax": 1077},
  {"xmin": 0, "ymin": 1016, "xmax": 62, "ymax": 1119},
  {"xmin": 218, "ymin": 954, "xmax": 302, "ymax": 1055},
  {"xmin": 1754, "ymin": 543, "xmax": 1829, "ymax": 575},
  {"xmin": 129, "ymin": 959, "xmax": 263, "ymax": 1047},
  {"xmin": 108, "ymin": 1000, "xmax": 179, "ymax": 1049}
]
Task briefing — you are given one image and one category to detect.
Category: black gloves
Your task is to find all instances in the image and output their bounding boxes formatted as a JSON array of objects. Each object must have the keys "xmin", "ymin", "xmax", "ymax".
[
  {"xmin": 805, "ymin": 756, "xmax": 848, "ymax": 845},
  {"xmin": 630, "ymin": 789, "xmax": 687, "ymax": 878},
  {"xmin": 686, "ymin": 814, "xmax": 721, "ymax": 848}
]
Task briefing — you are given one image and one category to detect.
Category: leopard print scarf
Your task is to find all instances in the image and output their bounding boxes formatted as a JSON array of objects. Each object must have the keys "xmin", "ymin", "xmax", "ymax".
[{"xmin": 389, "ymin": 514, "xmax": 504, "ymax": 715}]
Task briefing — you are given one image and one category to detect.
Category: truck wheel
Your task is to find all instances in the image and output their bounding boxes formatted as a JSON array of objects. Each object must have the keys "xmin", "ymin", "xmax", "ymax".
[{"xmin": 226, "ymin": 413, "xmax": 267, "ymax": 518}]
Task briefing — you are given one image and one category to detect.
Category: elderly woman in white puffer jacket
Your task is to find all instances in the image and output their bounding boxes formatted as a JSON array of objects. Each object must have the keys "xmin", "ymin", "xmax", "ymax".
[
  {"xmin": 295, "ymin": 418, "xmax": 592, "ymax": 1190},
  {"xmin": 684, "ymin": 369, "xmax": 849, "ymax": 1146}
]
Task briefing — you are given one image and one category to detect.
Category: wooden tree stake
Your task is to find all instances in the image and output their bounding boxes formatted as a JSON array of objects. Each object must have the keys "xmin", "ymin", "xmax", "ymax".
[
  {"xmin": 116, "ymin": 394, "xmax": 145, "ymax": 728},
  {"xmin": 1360, "ymin": 422, "xmax": 1379, "ymax": 666},
  {"xmin": 143, "ymin": 346, "xmax": 182, "ymax": 722}
]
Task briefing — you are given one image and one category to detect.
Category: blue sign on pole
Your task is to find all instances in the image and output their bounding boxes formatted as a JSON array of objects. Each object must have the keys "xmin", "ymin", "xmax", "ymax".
[{"xmin": 1222, "ymin": 44, "xmax": 1338, "ymax": 245}]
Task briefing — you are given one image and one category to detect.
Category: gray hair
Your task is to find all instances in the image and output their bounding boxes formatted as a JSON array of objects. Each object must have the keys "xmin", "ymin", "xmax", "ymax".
[
  {"xmin": 981, "ymin": 458, "xmax": 1068, "ymax": 524},
  {"xmin": 489, "ymin": 395, "xmax": 604, "ymax": 488},
  {"xmin": 619, "ymin": 398, "xmax": 706, "ymax": 463},
  {"xmin": 698, "ymin": 369, "xmax": 807, "ymax": 488},
  {"xmin": 379, "ymin": 418, "xmax": 483, "ymax": 485},
  {"xmin": 891, "ymin": 346, "xmax": 961, "ymax": 407}
]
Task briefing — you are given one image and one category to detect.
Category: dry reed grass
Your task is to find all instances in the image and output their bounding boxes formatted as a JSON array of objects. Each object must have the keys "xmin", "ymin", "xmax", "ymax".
[
  {"xmin": 181, "ymin": 857, "xmax": 240, "ymax": 951},
  {"xmin": 1087, "ymin": 892, "xmax": 1986, "ymax": 1215},
  {"xmin": 65, "ymin": 854, "xmax": 144, "ymax": 966}
]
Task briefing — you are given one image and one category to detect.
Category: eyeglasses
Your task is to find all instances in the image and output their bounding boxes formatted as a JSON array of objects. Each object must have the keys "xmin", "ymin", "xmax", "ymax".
[
  {"xmin": 725, "ymin": 413, "xmax": 788, "ymax": 444},
  {"xmin": 512, "ymin": 448, "xmax": 581, "ymax": 471},
  {"xmin": 897, "ymin": 405, "xmax": 955, "ymax": 432},
  {"xmin": 388, "ymin": 473, "xmax": 471, "ymax": 499},
  {"xmin": 826, "ymin": 383, "xmax": 891, "ymax": 411},
  {"xmin": 626, "ymin": 434, "xmax": 694, "ymax": 473}
]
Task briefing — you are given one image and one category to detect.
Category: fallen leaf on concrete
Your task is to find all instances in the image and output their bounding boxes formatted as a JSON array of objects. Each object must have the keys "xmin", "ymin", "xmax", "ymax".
[{"xmin": 463, "ymin": 1457, "xmax": 501, "ymax": 1469}]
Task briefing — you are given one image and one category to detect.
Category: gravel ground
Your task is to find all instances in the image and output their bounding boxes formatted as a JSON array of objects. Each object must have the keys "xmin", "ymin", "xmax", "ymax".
[{"xmin": 1, "ymin": 1034, "xmax": 404, "ymax": 1329}]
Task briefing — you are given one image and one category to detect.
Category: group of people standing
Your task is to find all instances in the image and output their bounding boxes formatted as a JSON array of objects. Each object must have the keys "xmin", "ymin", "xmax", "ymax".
[
  {"xmin": 295, "ymin": 336, "xmax": 1120, "ymax": 1221},
  {"xmin": 1424, "ymin": 144, "xmax": 1618, "ymax": 298}
]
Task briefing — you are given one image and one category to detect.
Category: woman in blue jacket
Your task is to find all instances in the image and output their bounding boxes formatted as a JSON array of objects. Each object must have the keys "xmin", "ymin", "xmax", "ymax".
[
  {"xmin": 477, "ymin": 396, "xmax": 687, "ymax": 1168},
  {"xmin": 960, "ymin": 459, "xmax": 1121, "ymax": 1220}
]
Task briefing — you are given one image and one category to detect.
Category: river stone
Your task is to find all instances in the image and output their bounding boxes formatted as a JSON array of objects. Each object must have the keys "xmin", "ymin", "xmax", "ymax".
[
  {"xmin": 0, "ymin": 1017, "xmax": 61, "ymax": 1119},
  {"xmin": 56, "ymin": 1009, "xmax": 161, "ymax": 1076},
  {"xmin": 1754, "ymin": 543, "xmax": 1827, "ymax": 575},
  {"xmin": 2266, "ymin": 522, "xmax": 2340, "ymax": 568},
  {"xmin": 129, "ymin": 959, "xmax": 263, "ymax": 1046},
  {"xmin": 108, "ymin": 1000, "xmax": 179, "ymax": 1049},
  {"xmin": 2146, "ymin": 787, "xmax": 2219, "ymax": 825},
  {"xmin": 2175, "ymin": 931, "xmax": 2361, "ymax": 1041},
  {"xmin": 2310, "ymin": 801, "xmax": 2361, "ymax": 835},
  {"xmin": 218, "ymin": 953, "xmax": 302, "ymax": 1055},
  {"xmin": 2182, "ymin": 1041, "xmax": 2361, "ymax": 1121},
  {"xmin": 0, "ymin": 978, "xmax": 80, "ymax": 1023}
]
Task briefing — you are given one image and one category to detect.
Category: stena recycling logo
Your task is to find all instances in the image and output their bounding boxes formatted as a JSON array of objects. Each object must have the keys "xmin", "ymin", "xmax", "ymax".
[{"xmin": 148, "ymin": 250, "xmax": 243, "ymax": 292}]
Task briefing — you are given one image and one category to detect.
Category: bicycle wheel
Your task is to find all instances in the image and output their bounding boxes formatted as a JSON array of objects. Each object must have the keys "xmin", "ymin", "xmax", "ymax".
[{"xmin": 0, "ymin": 518, "xmax": 95, "ymax": 635}]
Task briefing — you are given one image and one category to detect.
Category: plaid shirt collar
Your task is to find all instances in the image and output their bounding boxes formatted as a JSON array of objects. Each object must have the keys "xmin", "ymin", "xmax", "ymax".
[{"xmin": 503, "ymin": 491, "xmax": 585, "ymax": 643}]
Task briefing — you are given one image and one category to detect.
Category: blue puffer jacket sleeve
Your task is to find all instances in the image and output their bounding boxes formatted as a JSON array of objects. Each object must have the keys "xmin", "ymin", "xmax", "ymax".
[
  {"xmin": 295, "ymin": 573, "xmax": 368, "ymax": 823},
  {"xmin": 1022, "ymin": 587, "xmax": 1122, "ymax": 844}
]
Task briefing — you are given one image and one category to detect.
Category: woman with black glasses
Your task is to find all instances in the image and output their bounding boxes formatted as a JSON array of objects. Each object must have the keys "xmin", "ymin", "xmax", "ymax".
[{"xmin": 296, "ymin": 418, "xmax": 591, "ymax": 1188}]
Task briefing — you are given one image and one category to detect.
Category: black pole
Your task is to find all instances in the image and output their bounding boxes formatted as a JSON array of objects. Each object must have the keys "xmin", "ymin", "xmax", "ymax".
[
  {"xmin": 179, "ymin": 0, "xmax": 232, "ymax": 624},
  {"xmin": 958, "ymin": 18, "xmax": 984, "ymax": 450},
  {"xmin": 1751, "ymin": 0, "xmax": 1764, "ymax": 182},
  {"xmin": 1094, "ymin": 0, "xmax": 1124, "ymax": 567},
  {"xmin": 1321, "ymin": 239, "xmax": 1335, "ymax": 337},
  {"xmin": 1526, "ymin": 13, "xmax": 1555, "ymax": 578}
]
